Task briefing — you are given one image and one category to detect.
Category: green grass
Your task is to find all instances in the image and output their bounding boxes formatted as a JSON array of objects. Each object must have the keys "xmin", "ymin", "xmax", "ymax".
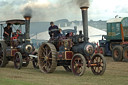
[
  {"xmin": 0, "ymin": 78, "xmax": 37, "ymax": 85},
  {"xmin": 0, "ymin": 57, "xmax": 128, "ymax": 85}
]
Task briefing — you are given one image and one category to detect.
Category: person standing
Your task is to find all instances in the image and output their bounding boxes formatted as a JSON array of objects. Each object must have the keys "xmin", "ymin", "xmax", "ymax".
[
  {"xmin": 3, "ymin": 23, "xmax": 13, "ymax": 44},
  {"xmin": 48, "ymin": 22, "xmax": 60, "ymax": 38}
]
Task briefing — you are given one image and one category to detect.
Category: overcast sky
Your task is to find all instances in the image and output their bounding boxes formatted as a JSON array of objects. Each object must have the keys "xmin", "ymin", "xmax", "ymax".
[{"xmin": 0, "ymin": 0, "xmax": 128, "ymax": 22}]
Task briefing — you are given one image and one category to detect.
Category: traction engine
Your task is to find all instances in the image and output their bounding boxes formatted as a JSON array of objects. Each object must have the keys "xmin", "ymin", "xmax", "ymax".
[{"xmin": 38, "ymin": 7, "xmax": 106, "ymax": 76}]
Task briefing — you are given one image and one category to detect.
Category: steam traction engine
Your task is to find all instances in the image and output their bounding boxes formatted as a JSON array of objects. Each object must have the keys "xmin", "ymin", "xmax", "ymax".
[
  {"xmin": 0, "ymin": 16, "xmax": 34, "ymax": 69},
  {"xmin": 38, "ymin": 7, "xmax": 106, "ymax": 76}
]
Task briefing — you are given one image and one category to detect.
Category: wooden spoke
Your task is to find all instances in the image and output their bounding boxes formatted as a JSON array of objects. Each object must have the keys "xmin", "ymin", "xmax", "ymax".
[
  {"xmin": 38, "ymin": 43, "xmax": 57, "ymax": 73},
  {"xmin": 42, "ymin": 48, "xmax": 46, "ymax": 56},
  {"xmin": 63, "ymin": 66, "xmax": 72, "ymax": 72},
  {"xmin": 14, "ymin": 52, "xmax": 23, "ymax": 69},
  {"xmin": 71, "ymin": 54, "xmax": 86, "ymax": 76},
  {"xmin": 48, "ymin": 51, "xmax": 52, "ymax": 57},
  {"xmin": 91, "ymin": 53, "xmax": 106, "ymax": 75}
]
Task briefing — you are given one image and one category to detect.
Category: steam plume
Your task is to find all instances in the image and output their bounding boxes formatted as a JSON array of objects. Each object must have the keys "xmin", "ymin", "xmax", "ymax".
[
  {"xmin": 76, "ymin": 0, "xmax": 90, "ymax": 7},
  {"xmin": 22, "ymin": 6, "xmax": 33, "ymax": 17},
  {"xmin": 21, "ymin": 0, "xmax": 90, "ymax": 21}
]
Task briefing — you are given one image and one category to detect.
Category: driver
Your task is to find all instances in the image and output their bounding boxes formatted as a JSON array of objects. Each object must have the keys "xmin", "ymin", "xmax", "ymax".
[
  {"xmin": 3, "ymin": 23, "xmax": 13, "ymax": 44},
  {"xmin": 48, "ymin": 22, "xmax": 60, "ymax": 38}
]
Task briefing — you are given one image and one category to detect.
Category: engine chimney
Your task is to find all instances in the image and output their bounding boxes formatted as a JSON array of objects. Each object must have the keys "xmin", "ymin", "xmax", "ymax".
[
  {"xmin": 80, "ymin": 6, "xmax": 89, "ymax": 42},
  {"xmin": 24, "ymin": 16, "xmax": 31, "ymax": 40}
]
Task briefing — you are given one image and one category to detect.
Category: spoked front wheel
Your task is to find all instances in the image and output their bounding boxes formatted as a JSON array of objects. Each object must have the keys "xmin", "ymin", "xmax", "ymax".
[
  {"xmin": 32, "ymin": 57, "xmax": 39, "ymax": 69},
  {"xmin": 91, "ymin": 53, "xmax": 106, "ymax": 75},
  {"xmin": 14, "ymin": 52, "xmax": 23, "ymax": 69},
  {"xmin": 71, "ymin": 53, "xmax": 86, "ymax": 76},
  {"xmin": 22, "ymin": 57, "xmax": 29, "ymax": 67},
  {"xmin": 63, "ymin": 66, "xmax": 71, "ymax": 72}
]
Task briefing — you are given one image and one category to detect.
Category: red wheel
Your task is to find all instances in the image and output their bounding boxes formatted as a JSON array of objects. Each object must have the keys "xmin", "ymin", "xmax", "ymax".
[
  {"xmin": 38, "ymin": 43, "xmax": 57, "ymax": 73},
  {"xmin": 123, "ymin": 46, "xmax": 128, "ymax": 62},
  {"xmin": 95, "ymin": 47, "xmax": 99, "ymax": 54},
  {"xmin": 14, "ymin": 52, "xmax": 23, "ymax": 69},
  {"xmin": 99, "ymin": 47, "xmax": 105, "ymax": 55},
  {"xmin": 91, "ymin": 53, "xmax": 106, "ymax": 75},
  {"xmin": 71, "ymin": 54, "xmax": 86, "ymax": 76}
]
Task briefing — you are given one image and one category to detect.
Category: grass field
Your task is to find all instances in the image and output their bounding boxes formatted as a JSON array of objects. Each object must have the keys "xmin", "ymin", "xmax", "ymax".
[{"xmin": 0, "ymin": 57, "xmax": 128, "ymax": 85}]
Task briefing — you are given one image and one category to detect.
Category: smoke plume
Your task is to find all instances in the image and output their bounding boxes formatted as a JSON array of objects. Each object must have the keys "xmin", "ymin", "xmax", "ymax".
[
  {"xmin": 20, "ymin": 0, "xmax": 90, "ymax": 21},
  {"xmin": 22, "ymin": 6, "xmax": 33, "ymax": 17},
  {"xmin": 76, "ymin": 0, "xmax": 90, "ymax": 7}
]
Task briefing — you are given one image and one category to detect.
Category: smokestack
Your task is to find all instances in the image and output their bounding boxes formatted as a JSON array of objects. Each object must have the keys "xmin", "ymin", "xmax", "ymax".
[
  {"xmin": 80, "ymin": 6, "xmax": 89, "ymax": 42},
  {"xmin": 24, "ymin": 16, "xmax": 31, "ymax": 40}
]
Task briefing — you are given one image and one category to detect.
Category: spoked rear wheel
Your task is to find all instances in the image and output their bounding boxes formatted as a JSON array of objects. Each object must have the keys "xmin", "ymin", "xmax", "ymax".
[
  {"xmin": 14, "ymin": 52, "xmax": 23, "ymax": 69},
  {"xmin": 71, "ymin": 54, "xmax": 86, "ymax": 76},
  {"xmin": 38, "ymin": 43, "xmax": 57, "ymax": 73},
  {"xmin": 91, "ymin": 53, "xmax": 106, "ymax": 75},
  {"xmin": 0, "ymin": 42, "xmax": 8, "ymax": 67}
]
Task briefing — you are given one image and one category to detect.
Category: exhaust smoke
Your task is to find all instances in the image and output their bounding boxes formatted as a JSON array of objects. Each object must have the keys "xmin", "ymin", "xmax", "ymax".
[
  {"xmin": 20, "ymin": 0, "xmax": 90, "ymax": 21},
  {"xmin": 76, "ymin": 0, "xmax": 90, "ymax": 7},
  {"xmin": 22, "ymin": 6, "xmax": 33, "ymax": 18}
]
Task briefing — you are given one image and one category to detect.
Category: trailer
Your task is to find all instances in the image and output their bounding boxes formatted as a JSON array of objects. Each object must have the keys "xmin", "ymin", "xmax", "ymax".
[{"xmin": 96, "ymin": 17, "xmax": 128, "ymax": 62}]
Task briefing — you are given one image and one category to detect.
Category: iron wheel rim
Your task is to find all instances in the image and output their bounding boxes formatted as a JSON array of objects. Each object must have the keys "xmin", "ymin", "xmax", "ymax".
[
  {"xmin": 91, "ymin": 54, "xmax": 106, "ymax": 75},
  {"xmin": 71, "ymin": 54, "xmax": 86, "ymax": 76},
  {"xmin": 14, "ymin": 52, "xmax": 22, "ymax": 69},
  {"xmin": 39, "ymin": 44, "xmax": 55, "ymax": 73}
]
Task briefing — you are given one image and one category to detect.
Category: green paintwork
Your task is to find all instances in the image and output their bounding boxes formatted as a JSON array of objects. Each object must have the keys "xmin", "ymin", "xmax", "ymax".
[{"xmin": 106, "ymin": 17, "xmax": 128, "ymax": 41}]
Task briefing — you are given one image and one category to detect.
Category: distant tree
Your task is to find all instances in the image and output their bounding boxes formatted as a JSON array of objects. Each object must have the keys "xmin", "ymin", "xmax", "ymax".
[
  {"xmin": 89, "ymin": 19, "xmax": 93, "ymax": 22},
  {"xmin": 99, "ymin": 20, "xmax": 102, "ymax": 22}
]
